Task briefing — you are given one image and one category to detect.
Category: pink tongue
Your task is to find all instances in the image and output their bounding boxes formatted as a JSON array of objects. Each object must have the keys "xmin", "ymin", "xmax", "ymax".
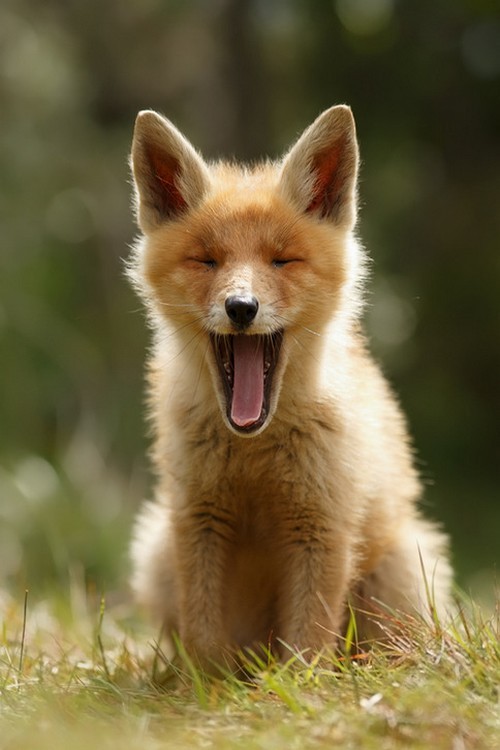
[{"xmin": 231, "ymin": 336, "xmax": 264, "ymax": 427}]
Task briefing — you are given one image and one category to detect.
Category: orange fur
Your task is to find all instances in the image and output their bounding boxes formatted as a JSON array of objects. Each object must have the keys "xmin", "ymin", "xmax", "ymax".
[{"xmin": 128, "ymin": 106, "xmax": 452, "ymax": 670}]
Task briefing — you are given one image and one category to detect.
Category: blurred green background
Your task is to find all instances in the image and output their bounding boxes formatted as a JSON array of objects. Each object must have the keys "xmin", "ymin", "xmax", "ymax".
[{"xmin": 1, "ymin": 0, "xmax": 498, "ymax": 605}]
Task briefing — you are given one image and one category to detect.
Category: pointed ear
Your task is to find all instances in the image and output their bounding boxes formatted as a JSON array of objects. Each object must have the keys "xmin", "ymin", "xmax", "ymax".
[
  {"xmin": 130, "ymin": 110, "xmax": 210, "ymax": 232},
  {"xmin": 279, "ymin": 105, "xmax": 359, "ymax": 228}
]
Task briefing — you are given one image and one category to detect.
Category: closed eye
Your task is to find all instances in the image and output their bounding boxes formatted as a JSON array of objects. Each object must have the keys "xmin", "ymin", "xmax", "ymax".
[
  {"xmin": 187, "ymin": 257, "xmax": 217, "ymax": 269},
  {"xmin": 272, "ymin": 259, "xmax": 300, "ymax": 268}
]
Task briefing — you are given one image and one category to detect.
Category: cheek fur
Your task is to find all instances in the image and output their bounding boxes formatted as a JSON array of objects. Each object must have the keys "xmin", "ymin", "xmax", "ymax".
[{"xmin": 143, "ymin": 227, "xmax": 216, "ymax": 312}]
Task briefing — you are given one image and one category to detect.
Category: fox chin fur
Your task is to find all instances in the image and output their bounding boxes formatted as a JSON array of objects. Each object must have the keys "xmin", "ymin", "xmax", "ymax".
[{"xmin": 128, "ymin": 105, "xmax": 452, "ymax": 670}]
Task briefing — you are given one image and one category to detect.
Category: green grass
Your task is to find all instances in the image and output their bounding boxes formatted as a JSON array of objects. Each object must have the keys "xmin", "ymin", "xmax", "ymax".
[{"xmin": 1, "ymin": 588, "xmax": 498, "ymax": 750}]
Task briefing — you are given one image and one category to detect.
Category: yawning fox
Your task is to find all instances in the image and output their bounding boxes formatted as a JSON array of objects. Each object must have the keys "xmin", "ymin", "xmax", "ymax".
[{"xmin": 128, "ymin": 105, "xmax": 452, "ymax": 669}]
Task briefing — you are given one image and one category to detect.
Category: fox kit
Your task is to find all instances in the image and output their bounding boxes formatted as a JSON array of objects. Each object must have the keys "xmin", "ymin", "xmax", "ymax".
[{"xmin": 128, "ymin": 105, "xmax": 452, "ymax": 668}]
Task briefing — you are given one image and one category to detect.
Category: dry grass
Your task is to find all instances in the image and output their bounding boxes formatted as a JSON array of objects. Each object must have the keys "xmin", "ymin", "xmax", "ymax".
[{"xmin": 1, "ymin": 587, "xmax": 498, "ymax": 749}]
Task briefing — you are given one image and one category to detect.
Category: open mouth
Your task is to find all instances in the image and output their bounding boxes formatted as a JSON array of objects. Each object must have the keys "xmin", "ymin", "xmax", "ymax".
[{"xmin": 211, "ymin": 331, "xmax": 284, "ymax": 433}]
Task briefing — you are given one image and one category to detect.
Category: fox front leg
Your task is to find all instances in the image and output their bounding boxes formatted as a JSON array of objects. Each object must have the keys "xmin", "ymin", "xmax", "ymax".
[
  {"xmin": 277, "ymin": 518, "xmax": 353, "ymax": 659},
  {"xmin": 173, "ymin": 503, "xmax": 235, "ymax": 671}
]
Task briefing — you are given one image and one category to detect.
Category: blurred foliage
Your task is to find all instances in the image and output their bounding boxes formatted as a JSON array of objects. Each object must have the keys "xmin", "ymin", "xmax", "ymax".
[{"xmin": 0, "ymin": 0, "xmax": 498, "ymax": 602}]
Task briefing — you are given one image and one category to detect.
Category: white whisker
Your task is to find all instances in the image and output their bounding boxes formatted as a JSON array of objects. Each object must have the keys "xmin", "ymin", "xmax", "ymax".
[
  {"xmin": 157, "ymin": 300, "xmax": 198, "ymax": 309},
  {"xmin": 155, "ymin": 316, "xmax": 206, "ymax": 346},
  {"xmin": 301, "ymin": 326, "xmax": 321, "ymax": 337},
  {"xmin": 271, "ymin": 311, "xmax": 321, "ymax": 339},
  {"xmin": 289, "ymin": 333, "xmax": 322, "ymax": 367}
]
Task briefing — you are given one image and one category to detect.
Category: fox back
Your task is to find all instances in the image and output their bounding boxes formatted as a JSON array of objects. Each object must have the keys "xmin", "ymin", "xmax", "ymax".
[{"xmin": 128, "ymin": 106, "xmax": 452, "ymax": 669}]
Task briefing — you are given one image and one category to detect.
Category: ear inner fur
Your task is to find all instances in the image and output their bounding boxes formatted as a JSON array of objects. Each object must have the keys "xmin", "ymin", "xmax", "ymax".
[
  {"xmin": 307, "ymin": 143, "xmax": 344, "ymax": 218},
  {"xmin": 146, "ymin": 146, "xmax": 187, "ymax": 219}
]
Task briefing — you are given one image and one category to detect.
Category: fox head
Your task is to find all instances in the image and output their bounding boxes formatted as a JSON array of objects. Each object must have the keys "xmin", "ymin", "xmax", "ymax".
[{"xmin": 129, "ymin": 106, "xmax": 364, "ymax": 436}]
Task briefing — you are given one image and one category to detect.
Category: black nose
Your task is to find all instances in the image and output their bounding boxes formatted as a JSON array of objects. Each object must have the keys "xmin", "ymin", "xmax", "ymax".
[{"xmin": 225, "ymin": 295, "xmax": 259, "ymax": 328}]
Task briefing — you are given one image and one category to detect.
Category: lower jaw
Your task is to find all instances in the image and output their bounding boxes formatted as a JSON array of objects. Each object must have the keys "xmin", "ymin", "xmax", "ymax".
[{"xmin": 226, "ymin": 409, "xmax": 269, "ymax": 435}]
